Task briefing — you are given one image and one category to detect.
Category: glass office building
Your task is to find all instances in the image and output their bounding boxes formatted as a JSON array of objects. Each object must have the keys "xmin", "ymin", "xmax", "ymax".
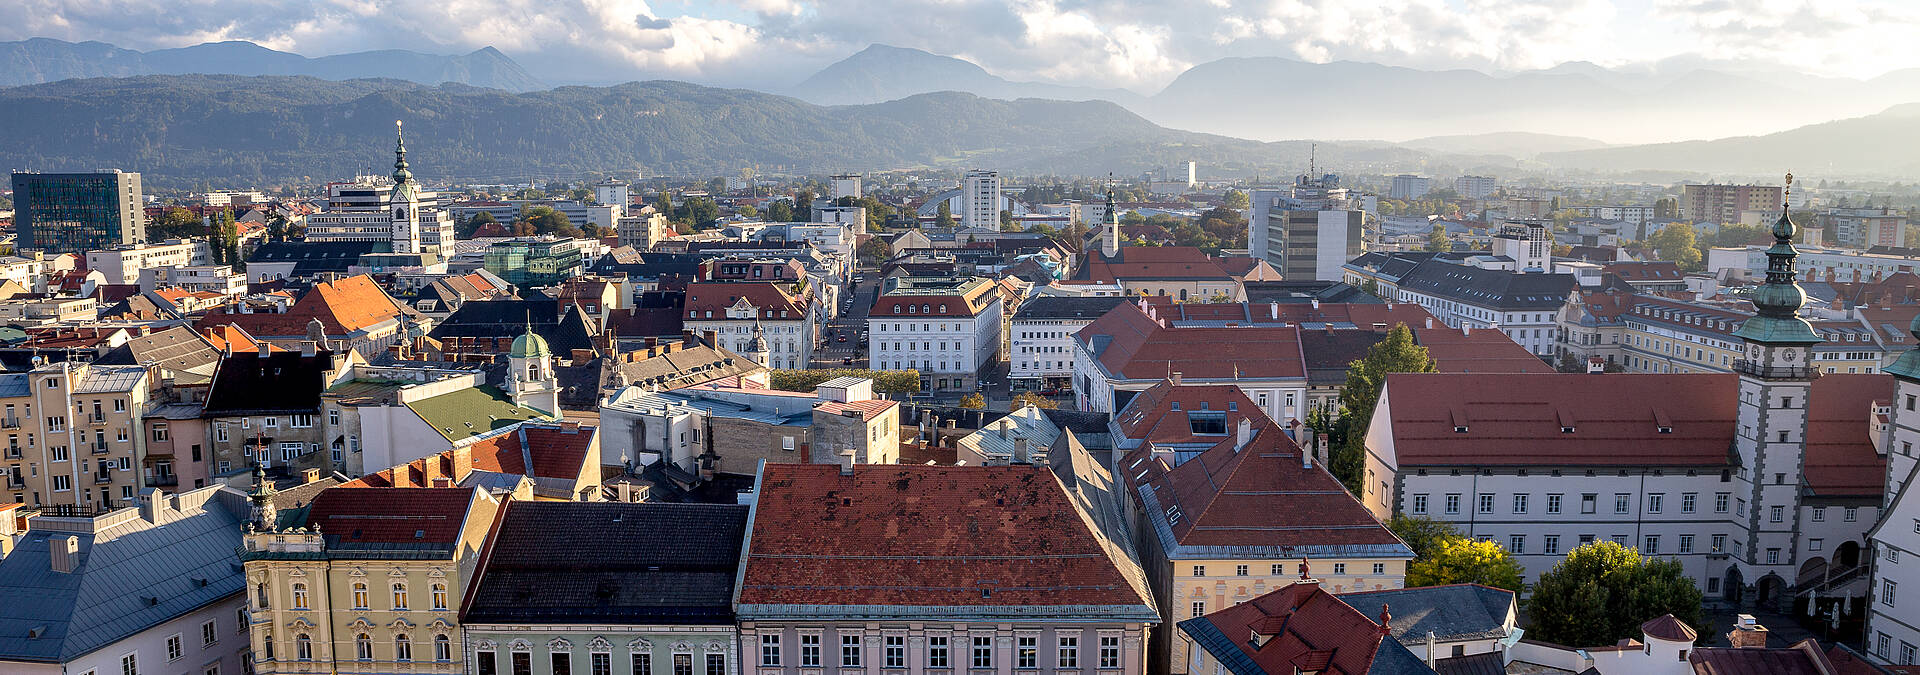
[{"xmin": 11, "ymin": 170, "xmax": 146, "ymax": 253}]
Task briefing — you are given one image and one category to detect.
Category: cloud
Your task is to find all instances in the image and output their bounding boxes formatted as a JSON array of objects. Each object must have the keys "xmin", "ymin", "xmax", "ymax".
[{"xmin": 0, "ymin": 0, "xmax": 1913, "ymax": 90}]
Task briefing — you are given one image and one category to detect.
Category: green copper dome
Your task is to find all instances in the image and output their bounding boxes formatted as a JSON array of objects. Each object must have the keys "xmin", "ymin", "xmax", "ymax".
[
  {"xmin": 1731, "ymin": 173, "xmax": 1820, "ymax": 345},
  {"xmin": 511, "ymin": 328, "xmax": 550, "ymax": 358},
  {"xmin": 1890, "ymin": 310, "xmax": 1920, "ymax": 380}
]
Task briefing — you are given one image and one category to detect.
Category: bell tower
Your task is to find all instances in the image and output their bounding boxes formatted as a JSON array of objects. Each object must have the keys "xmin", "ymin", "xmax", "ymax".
[
  {"xmin": 388, "ymin": 120, "xmax": 423, "ymax": 254},
  {"xmin": 1730, "ymin": 173, "xmax": 1822, "ymax": 600},
  {"xmin": 507, "ymin": 323, "xmax": 561, "ymax": 416}
]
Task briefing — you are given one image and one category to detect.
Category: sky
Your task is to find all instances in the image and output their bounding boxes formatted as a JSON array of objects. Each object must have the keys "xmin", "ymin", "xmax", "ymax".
[{"xmin": 7, "ymin": 0, "xmax": 1919, "ymax": 92}]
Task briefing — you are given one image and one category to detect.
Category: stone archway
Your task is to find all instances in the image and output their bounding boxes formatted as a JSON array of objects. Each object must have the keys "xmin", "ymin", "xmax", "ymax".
[
  {"xmin": 1756, "ymin": 574, "xmax": 1787, "ymax": 610},
  {"xmin": 1838, "ymin": 541, "xmax": 1863, "ymax": 568},
  {"xmin": 1724, "ymin": 566, "xmax": 1745, "ymax": 604}
]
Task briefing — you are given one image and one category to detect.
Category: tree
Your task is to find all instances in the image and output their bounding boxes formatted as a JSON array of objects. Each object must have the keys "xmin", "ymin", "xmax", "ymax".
[
  {"xmin": 959, "ymin": 393, "xmax": 986, "ymax": 409},
  {"xmin": 1222, "ymin": 189, "xmax": 1250, "ymax": 210},
  {"xmin": 935, "ymin": 201, "xmax": 955, "ymax": 228},
  {"xmin": 1426, "ymin": 224, "xmax": 1450, "ymax": 252},
  {"xmin": 1528, "ymin": 541, "xmax": 1705, "ymax": 647},
  {"xmin": 769, "ymin": 369, "xmax": 920, "ymax": 395},
  {"xmin": 1333, "ymin": 324, "xmax": 1436, "ymax": 494},
  {"xmin": 737, "ymin": 203, "xmax": 758, "ymax": 219},
  {"xmin": 856, "ymin": 195, "xmax": 895, "ymax": 232},
  {"xmin": 766, "ymin": 200, "xmax": 794, "ymax": 223},
  {"xmin": 858, "ymin": 237, "xmax": 891, "ymax": 263},
  {"xmin": 1386, "ymin": 514, "xmax": 1460, "ymax": 559},
  {"xmin": 1648, "ymin": 224, "xmax": 1702, "ymax": 270},
  {"xmin": 1012, "ymin": 391, "xmax": 1059, "ymax": 409},
  {"xmin": 459, "ymin": 210, "xmax": 498, "ymax": 238},
  {"xmin": 148, "ymin": 207, "xmax": 204, "ymax": 241},
  {"xmin": 1000, "ymin": 210, "xmax": 1018, "ymax": 231},
  {"xmin": 207, "ymin": 209, "xmax": 240, "ymax": 268},
  {"xmin": 1359, "ymin": 277, "xmax": 1380, "ymax": 298},
  {"xmin": 1654, "ymin": 197, "xmax": 1679, "ymax": 219},
  {"xmin": 523, "ymin": 206, "xmax": 576, "ymax": 236},
  {"xmin": 1407, "ymin": 537, "xmax": 1525, "ymax": 592}
]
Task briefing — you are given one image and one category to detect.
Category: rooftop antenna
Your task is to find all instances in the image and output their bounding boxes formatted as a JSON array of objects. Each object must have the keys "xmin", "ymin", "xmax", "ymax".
[{"xmin": 1309, "ymin": 143, "xmax": 1317, "ymax": 178}]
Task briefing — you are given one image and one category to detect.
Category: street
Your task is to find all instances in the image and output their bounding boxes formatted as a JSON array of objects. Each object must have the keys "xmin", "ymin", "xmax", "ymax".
[{"xmin": 812, "ymin": 273, "xmax": 877, "ymax": 369}]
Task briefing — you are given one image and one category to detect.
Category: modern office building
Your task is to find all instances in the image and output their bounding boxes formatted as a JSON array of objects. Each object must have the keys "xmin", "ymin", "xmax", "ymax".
[
  {"xmin": 10, "ymin": 169, "xmax": 145, "ymax": 253},
  {"xmin": 483, "ymin": 237, "xmax": 585, "ymax": 288},
  {"xmin": 304, "ymin": 122, "xmax": 457, "ymax": 254},
  {"xmin": 1248, "ymin": 173, "xmax": 1369, "ymax": 282},
  {"xmin": 830, "ymin": 173, "xmax": 863, "ymax": 200},
  {"xmin": 1389, "ymin": 175, "xmax": 1431, "ymax": 200},
  {"xmin": 961, "ymin": 170, "xmax": 1000, "ymax": 230}
]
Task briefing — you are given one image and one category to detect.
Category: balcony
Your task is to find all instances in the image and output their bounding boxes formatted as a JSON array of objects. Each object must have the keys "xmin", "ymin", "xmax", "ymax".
[
  {"xmin": 144, "ymin": 472, "xmax": 178, "ymax": 486},
  {"xmin": 4, "ymin": 445, "xmax": 17, "ymax": 459},
  {"xmin": 1733, "ymin": 360, "xmax": 1815, "ymax": 380},
  {"xmin": 88, "ymin": 413, "xmax": 107, "ymax": 425},
  {"xmin": 1, "ymin": 417, "xmax": 19, "ymax": 429},
  {"xmin": 90, "ymin": 442, "xmax": 109, "ymax": 455},
  {"xmin": 93, "ymin": 472, "xmax": 114, "ymax": 485}
]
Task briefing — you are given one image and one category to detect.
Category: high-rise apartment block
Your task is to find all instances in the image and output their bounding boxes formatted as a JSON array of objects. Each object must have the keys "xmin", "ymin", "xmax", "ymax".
[
  {"xmin": 10, "ymin": 170, "xmax": 145, "ymax": 253},
  {"xmin": 1454, "ymin": 175, "xmax": 1498, "ymax": 200},
  {"xmin": 1682, "ymin": 183, "xmax": 1783, "ymax": 225},
  {"xmin": 961, "ymin": 170, "xmax": 1000, "ymax": 230},
  {"xmin": 1389, "ymin": 174, "xmax": 1431, "ymax": 199}
]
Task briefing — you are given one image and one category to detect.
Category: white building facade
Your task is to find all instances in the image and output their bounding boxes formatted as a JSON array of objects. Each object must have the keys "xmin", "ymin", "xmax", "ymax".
[{"xmin": 867, "ymin": 276, "xmax": 1004, "ymax": 392}]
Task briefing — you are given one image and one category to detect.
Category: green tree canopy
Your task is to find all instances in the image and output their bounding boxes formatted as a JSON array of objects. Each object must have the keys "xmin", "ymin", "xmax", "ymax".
[
  {"xmin": 1426, "ymin": 224, "xmax": 1450, "ymax": 252},
  {"xmin": 1648, "ymin": 224, "xmax": 1702, "ymax": 270},
  {"xmin": 959, "ymin": 393, "xmax": 986, "ymax": 409},
  {"xmin": 1528, "ymin": 541, "xmax": 1705, "ymax": 646},
  {"xmin": 935, "ymin": 201, "xmax": 955, "ymax": 228},
  {"xmin": 149, "ymin": 207, "xmax": 204, "ymax": 240},
  {"xmin": 1222, "ymin": 189, "xmax": 1250, "ymax": 210},
  {"xmin": 1332, "ymin": 324, "xmax": 1436, "ymax": 494},
  {"xmin": 1386, "ymin": 514, "xmax": 1460, "ymax": 560},
  {"xmin": 770, "ymin": 369, "xmax": 920, "ymax": 395},
  {"xmin": 766, "ymin": 200, "xmax": 795, "ymax": 223},
  {"xmin": 1407, "ymin": 537, "xmax": 1525, "ymax": 592}
]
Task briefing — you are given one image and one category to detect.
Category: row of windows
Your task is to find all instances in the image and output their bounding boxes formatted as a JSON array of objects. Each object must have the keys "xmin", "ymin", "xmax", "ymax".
[
  {"xmin": 264, "ymin": 580, "xmax": 447, "ymax": 611},
  {"xmin": 1402, "ymin": 492, "xmax": 1865, "ymax": 521},
  {"xmin": 759, "ymin": 634, "xmax": 1122, "ymax": 670},
  {"xmin": 478, "ymin": 650, "xmax": 720, "ymax": 675},
  {"xmin": 262, "ymin": 631, "xmax": 451, "ymax": 663},
  {"xmin": 1190, "ymin": 562, "xmax": 1384, "ymax": 577}
]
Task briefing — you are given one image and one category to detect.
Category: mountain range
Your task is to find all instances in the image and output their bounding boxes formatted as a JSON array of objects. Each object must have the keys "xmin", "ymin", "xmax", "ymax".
[
  {"xmin": 792, "ymin": 44, "xmax": 1920, "ymax": 147},
  {"xmin": 0, "ymin": 38, "xmax": 544, "ymax": 92}
]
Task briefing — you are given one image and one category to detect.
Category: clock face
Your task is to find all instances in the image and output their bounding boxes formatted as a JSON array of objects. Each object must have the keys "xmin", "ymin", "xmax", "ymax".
[{"xmin": 1785, "ymin": 349, "xmax": 1798, "ymax": 361}]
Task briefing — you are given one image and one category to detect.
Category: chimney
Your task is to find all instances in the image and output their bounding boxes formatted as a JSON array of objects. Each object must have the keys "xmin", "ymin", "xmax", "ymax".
[
  {"xmin": 702, "ymin": 330, "xmax": 717, "ymax": 347},
  {"xmin": 1424, "ymin": 317, "xmax": 1433, "ymax": 329},
  {"xmin": 1302, "ymin": 440, "xmax": 1313, "ymax": 469},
  {"xmin": 998, "ymin": 425, "xmax": 1009, "ymax": 440},
  {"xmin": 838, "ymin": 449, "xmax": 856, "ymax": 476},
  {"xmin": 1012, "ymin": 437, "xmax": 1031, "ymax": 465},
  {"xmin": 1727, "ymin": 616, "xmax": 1768, "ymax": 648},
  {"xmin": 139, "ymin": 488, "xmax": 164, "ymax": 523},
  {"xmin": 1269, "ymin": 301, "xmax": 1279, "ymax": 320},
  {"xmin": 431, "ymin": 477, "xmax": 453, "ymax": 488},
  {"xmin": 50, "ymin": 535, "xmax": 78, "ymax": 574},
  {"xmin": 1310, "ymin": 298, "xmax": 1320, "ymax": 310},
  {"xmin": 1170, "ymin": 371, "xmax": 1182, "ymax": 386},
  {"xmin": 302, "ymin": 468, "xmax": 321, "ymax": 484},
  {"xmin": 1235, "ymin": 417, "xmax": 1252, "ymax": 452},
  {"xmin": 300, "ymin": 340, "xmax": 316, "ymax": 357},
  {"xmin": 1462, "ymin": 324, "xmax": 1472, "ymax": 336},
  {"xmin": 258, "ymin": 341, "xmax": 271, "ymax": 357},
  {"xmin": 1425, "ymin": 632, "xmax": 1436, "ymax": 669}
]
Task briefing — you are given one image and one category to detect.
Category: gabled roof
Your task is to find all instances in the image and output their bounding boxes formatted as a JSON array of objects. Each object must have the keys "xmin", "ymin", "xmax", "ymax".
[
  {"xmin": 404, "ymin": 386, "xmax": 554, "ymax": 443},
  {"xmin": 683, "ymin": 281, "xmax": 808, "ymax": 319},
  {"xmin": 1074, "ymin": 246, "xmax": 1238, "ymax": 283},
  {"xmin": 428, "ymin": 299, "xmax": 597, "ymax": 355},
  {"xmin": 1804, "ymin": 374, "xmax": 1896, "ymax": 498},
  {"xmin": 1381, "ymin": 373, "xmax": 1739, "ymax": 467},
  {"xmin": 92, "ymin": 326, "xmax": 222, "ymax": 380},
  {"xmin": 1013, "ymin": 295, "xmax": 1137, "ymax": 321},
  {"xmin": 195, "ymin": 274, "xmax": 408, "ymax": 338},
  {"xmin": 1123, "ymin": 416, "xmax": 1407, "ymax": 556},
  {"xmin": 1396, "ymin": 262, "xmax": 1575, "ymax": 310},
  {"xmin": 1691, "ymin": 639, "xmax": 1840, "ymax": 675},
  {"xmin": 1114, "ymin": 383, "xmax": 1267, "ymax": 445},
  {"xmin": 0, "ymin": 487, "xmax": 248, "ymax": 663},
  {"xmin": 1177, "ymin": 583, "xmax": 1432, "ymax": 675},
  {"xmin": 463, "ymin": 501, "xmax": 747, "ymax": 624},
  {"xmin": 1335, "ymin": 585, "xmax": 1514, "ymax": 644},
  {"xmin": 737, "ymin": 463, "xmax": 1158, "ymax": 619}
]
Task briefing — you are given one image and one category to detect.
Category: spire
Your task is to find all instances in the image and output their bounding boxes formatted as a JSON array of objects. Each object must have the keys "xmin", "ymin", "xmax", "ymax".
[
  {"xmin": 247, "ymin": 461, "xmax": 277, "ymax": 531},
  {"xmin": 1732, "ymin": 172, "xmax": 1820, "ymax": 346},
  {"xmin": 391, "ymin": 120, "xmax": 413, "ymax": 185},
  {"xmin": 1102, "ymin": 189, "xmax": 1120, "ymax": 258}
]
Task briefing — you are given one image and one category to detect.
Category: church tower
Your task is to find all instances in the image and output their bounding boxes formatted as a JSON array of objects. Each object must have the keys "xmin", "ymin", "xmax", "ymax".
[
  {"xmin": 247, "ymin": 461, "xmax": 278, "ymax": 531},
  {"xmin": 1101, "ymin": 190, "xmax": 1121, "ymax": 259},
  {"xmin": 742, "ymin": 321, "xmax": 771, "ymax": 369},
  {"xmin": 1730, "ymin": 173, "xmax": 1823, "ymax": 601},
  {"xmin": 507, "ymin": 324, "xmax": 561, "ymax": 416},
  {"xmin": 388, "ymin": 120, "xmax": 423, "ymax": 254},
  {"xmin": 1885, "ymin": 316, "xmax": 1920, "ymax": 501}
]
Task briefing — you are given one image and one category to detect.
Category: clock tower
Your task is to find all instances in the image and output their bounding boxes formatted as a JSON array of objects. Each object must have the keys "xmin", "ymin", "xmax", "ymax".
[
  {"xmin": 388, "ymin": 120, "xmax": 423, "ymax": 254},
  {"xmin": 1729, "ymin": 173, "xmax": 1822, "ymax": 606}
]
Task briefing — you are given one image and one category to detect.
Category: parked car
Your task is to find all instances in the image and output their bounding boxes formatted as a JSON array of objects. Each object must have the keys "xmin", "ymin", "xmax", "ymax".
[{"xmin": 842, "ymin": 356, "xmax": 855, "ymax": 365}]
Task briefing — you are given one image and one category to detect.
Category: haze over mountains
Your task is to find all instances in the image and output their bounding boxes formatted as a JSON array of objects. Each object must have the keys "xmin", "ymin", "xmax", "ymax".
[
  {"xmin": 3, "ymin": 38, "xmax": 1920, "ymax": 181},
  {"xmin": 0, "ymin": 38, "xmax": 544, "ymax": 92}
]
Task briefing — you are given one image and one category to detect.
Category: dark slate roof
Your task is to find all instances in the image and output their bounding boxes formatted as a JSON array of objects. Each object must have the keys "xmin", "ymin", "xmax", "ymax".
[
  {"xmin": 1337, "ymin": 584, "xmax": 1514, "ymax": 644},
  {"xmin": 1396, "ymin": 262, "xmax": 1576, "ymax": 310},
  {"xmin": 247, "ymin": 241, "xmax": 388, "ymax": 277},
  {"xmin": 204, "ymin": 350, "xmax": 334, "ymax": 415},
  {"xmin": 1041, "ymin": 408, "xmax": 1112, "ymax": 436},
  {"xmin": 429, "ymin": 299, "xmax": 596, "ymax": 354},
  {"xmin": 0, "ymin": 488, "xmax": 248, "ymax": 663},
  {"xmin": 1433, "ymin": 652, "xmax": 1505, "ymax": 675},
  {"xmin": 464, "ymin": 501, "xmax": 748, "ymax": 624},
  {"xmin": 1014, "ymin": 295, "xmax": 1135, "ymax": 321},
  {"xmin": 588, "ymin": 251, "xmax": 705, "ymax": 279},
  {"xmin": 1345, "ymin": 251, "xmax": 1436, "ymax": 281},
  {"xmin": 1244, "ymin": 281, "xmax": 1383, "ymax": 304}
]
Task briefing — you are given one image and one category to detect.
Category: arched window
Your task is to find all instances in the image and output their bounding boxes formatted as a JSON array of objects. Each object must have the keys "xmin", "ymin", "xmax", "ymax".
[
  {"xmin": 435, "ymin": 634, "xmax": 452, "ymax": 661},
  {"xmin": 356, "ymin": 633, "xmax": 373, "ymax": 660},
  {"xmin": 291, "ymin": 582, "xmax": 309, "ymax": 610},
  {"xmin": 352, "ymin": 581, "xmax": 369, "ymax": 609},
  {"xmin": 432, "ymin": 582, "xmax": 448, "ymax": 610},
  {"xmin": 392, "ymin": 582, "xmax": 409, "ymax": 610},
  {"xmin": 263, "ymin": 632, "xmax": 274, "ymax": 660},
  {"xmin": 296, "ymin": 634, "xmax": 312, "ymax": 660},
  {"xmin": 396, "ymin": 634, "xmax": 413, "ymax": 661},
  {"xmin": 256, "ymin": 583, "xmax": 270, "ymax": 609}
]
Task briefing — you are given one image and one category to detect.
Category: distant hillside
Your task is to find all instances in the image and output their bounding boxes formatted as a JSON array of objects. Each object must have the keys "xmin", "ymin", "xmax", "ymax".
[
  {"xmin": 0, "ymin": 38, "xmax": 544, "ymax": 91},
  {"xmin": 1399, "ymin": 132, "xmax": 1612, "ymax": 158},
  {"xmin": 0, "ymin": 74, "xmax": 1425, "ymax": 186},
  {"xmin": 1540, "ymin": 104, "xmax": 1920, "ymax": 176},
  {"xmin": 792, "ymin": 44, "xmax": 1139, "ymax": 106}
]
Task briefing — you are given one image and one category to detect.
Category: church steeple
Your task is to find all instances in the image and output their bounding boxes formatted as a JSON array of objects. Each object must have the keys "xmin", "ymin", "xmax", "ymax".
[
  {"xmin": 391, "ymin": 120, "xmax": 413, "ymax": 185},
  {"xmin": 1101, "ymin": 189, "xmax": 1120, "ymax": 258},
  {"xmin": 247, "ymin": 462, "xmax": 277, "ymax": 531},
  {"xmin": 1732, "ymin": 173, "xmax": 1821, "ymax": 347}
]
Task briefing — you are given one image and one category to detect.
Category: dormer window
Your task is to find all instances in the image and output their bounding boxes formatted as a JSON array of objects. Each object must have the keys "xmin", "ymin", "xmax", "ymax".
[
  {"xmin": 1454, "ymin": 425, "xmax": 1469, "ymax": 433},
  {"xmin": 1560, "ymin": 426, "xmax": 1575, "ymax": 433},
  {"xmin": 1658, "ymin": 426, "xmax": 1673, "ymax": 434}
]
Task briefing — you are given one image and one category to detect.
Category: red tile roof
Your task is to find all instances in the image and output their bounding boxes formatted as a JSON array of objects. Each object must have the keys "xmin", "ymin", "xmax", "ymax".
[
  {"xmin": 1114, "ymin": 383, "xmax": 1268, "ymax": 445},
  {"xmin": 1805, "ymin": 374, "xmax": 1896, "ymax": 498},
  {"xmin": 739, "ymin": 463, "xmax": 1154, "ymax": 610},
  {"xmin": 1075, "ymin": 246, "xmax": 1237, "ymax": 284},
  {"xmin": 1180, "ymin": 583, "xmax": 1395, "ymax": 675},
  {"xmin": 1691, "ymin": 640, "xmax": 1840, "ymax": 675},
  {"xmin": 1640, "ymin": 614, "xmax": 1697, "ymax": 642},
  {"xmin": 814, "ymin": 399, "xmax": 898, "ymax": 420},
  {"xmin": 303, "ymin": 487, "xmax": 477, "ymax": 545},
  {"xmin": 683, "ymin": 281, "xmax": 808, "ymax": 319},
  {"xmin": 348, "ymin": 423, "xmax": 598, "ymax": 486},
  {"xmin": 1381, "ymin": 373, "xmax": 1740, "ymax": 467},
  {"xmin": 1080, "ymin": 303, "xmax": 1306, "ymax": 380},
  {"xmin": 1604, "ymin": 261, "xmax": 1686, "ymax": 282},
  {"xmin": 1122, "ymin": 414, "xmax": 1404, "ymax": 551},
  {"xmin": 197, "ymin": 274, "xmax": 407, "ymax": 337}
]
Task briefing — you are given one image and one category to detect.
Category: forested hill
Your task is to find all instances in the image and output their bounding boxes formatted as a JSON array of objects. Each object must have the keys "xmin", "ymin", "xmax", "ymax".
[{"xmin": 0, "ymin": 74, "xmax": 1356, "ymax": 187}]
